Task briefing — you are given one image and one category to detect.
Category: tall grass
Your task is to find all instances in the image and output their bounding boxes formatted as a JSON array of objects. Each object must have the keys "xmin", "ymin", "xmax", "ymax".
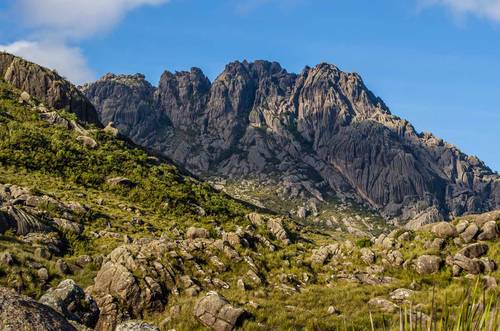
[{"xmin": 370, "ymin": 280, "xmax": 498, "ymax": 331}]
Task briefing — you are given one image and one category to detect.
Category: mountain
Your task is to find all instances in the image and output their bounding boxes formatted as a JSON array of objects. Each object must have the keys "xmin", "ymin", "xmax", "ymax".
[
  {"xmin": 82, "ymin": 60, "xmax": 499, "ymax": 225},
  {"xmin": 0, "ymin": 52, "xmax": 100, "ymax": 126},
  {"xmin": 0, "ymin": 54, "xmax": 498, "ymax": 331}
]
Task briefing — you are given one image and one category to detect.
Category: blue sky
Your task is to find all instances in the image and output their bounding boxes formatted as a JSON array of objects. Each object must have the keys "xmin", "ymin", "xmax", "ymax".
[{"xmin": 0, "ymin": 0, "xmax": 499, "ymax": 171}]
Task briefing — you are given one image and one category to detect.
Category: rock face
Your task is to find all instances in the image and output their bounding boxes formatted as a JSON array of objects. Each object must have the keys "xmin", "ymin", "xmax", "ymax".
[
  {"xmin": 0, "ymin": 52, "xmax": 100, "ymax": 125},
  {"xmin": 194, "ymin": 292, "xmax": 246, "ymax": 331},
  {"xmin": 39, "ymin": 279, "xmax": 100, "ymax": 328},
  {"xmin": 82, "ymin": 60, "xmax": 499, "ymax": 222},
  {"xmin": 0, "ymin": 286, "xmax": 76, "ymax": 331}
]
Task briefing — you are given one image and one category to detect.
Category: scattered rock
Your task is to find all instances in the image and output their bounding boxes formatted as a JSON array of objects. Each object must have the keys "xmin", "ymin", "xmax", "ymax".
[
  {"xmin": 360, "ymin": 248, "xmax": 375, "ymax": 265},
  {"xmin": 267, "ymin": 218, "xmax": 290, "ymax": 245},
  {"xmin": 194, "ymin": 292, "xmax": 246, "ymax": 331},
  {"xmin": 327, "ymin": 306, "xmax": 340, "ymax": 315},
  {"xmin": 39, "ymin": 279, "xmax": 99, "ymax": 328},
  {"xmin": 186, "ymin": 226, "xmax": 210, "ymax": 239},
  {"xmin": 104, "ymin": 122, "xmax": 120, "ymax": 136},
  {"xmin": 76, "ymin": 135, "xmax": 98, "ymax": 149},
  {"xmin": 453, "ymin": 254, "xmax": 482, "ymax": 274},
  {"xmin": 115, "ymin": 320, "xmax": 160, "ymax": 331},
  {"xmin": 368, "ymin": 297, "xmax": 398, "ymax": 313},
  {"xmin": 106, "ymin": 177, "xmax": 136, "ymax": 188},
  {"xmin": 56, "ymin": 259, "xmax": 71, "ymax": 275},
  {"xmin": 389, "ymin": 288, "xmax": 414, "ymax": 302},
  {"xmin": 431, "ymin": 222, "xmax": 457, "ymax": 239},
  {"xmin": 415, "ymin": 255, "xmax": 442, "ymax": 275},
  {"xmin": 0, "ymin": 251, "xmax": 14, "ymax": 266},
  {"xmin": 458, "ymin": 243, "xmax": 488, "ymax": 259},
  {"xmin": 477, "ymin": 221, "xmax": 499, "ymax": 240},
  {"xmin": 37, "ymin": 268, "xmax": 49, "ymax": 282},
  {"xmin": 460, "ymin": 223, "xmax": 479, "ymax": 244}
]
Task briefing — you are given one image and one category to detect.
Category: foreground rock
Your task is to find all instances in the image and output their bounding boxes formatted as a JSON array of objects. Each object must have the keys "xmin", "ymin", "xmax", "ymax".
[
  {"xmin": 415, "ymin": 255, "xmax": 442, "ymax": 275},
  {"xmin": 39, "ymin": 279, "xmax": 99, "ymax": 328},
  {"xmin": 194, "ymin": 292, "xmax": 246, "ymax": 331},
  {"xmin": 0, "ymin": 286, "xmax": 76, "ymax": 331}
]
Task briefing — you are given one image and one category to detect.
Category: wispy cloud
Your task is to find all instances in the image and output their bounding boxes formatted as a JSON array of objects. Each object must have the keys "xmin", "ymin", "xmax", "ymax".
[
  {"xmin": 0, "ymin": 40, "xmax": 95, "ymax": 84},
  {"xmin": 419, "ymin": 0, "xmax": 500, "ymax": 22},
  {"xmin": 1, "ymin": 0, "xmax": 169, "ymax": 84}
]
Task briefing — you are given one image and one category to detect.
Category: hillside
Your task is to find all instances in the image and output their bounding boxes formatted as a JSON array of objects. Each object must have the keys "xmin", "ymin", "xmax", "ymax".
[
  {"xmin": 82, "ymin": 61, "xmax": 499, "ymax": 226},
  {"xmin": 0, "ymin": 54, "xmax": 498, "ymax": 331}
]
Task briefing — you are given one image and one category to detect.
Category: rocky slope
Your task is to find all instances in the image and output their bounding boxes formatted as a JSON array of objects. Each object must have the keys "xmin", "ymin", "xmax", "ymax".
[
  {"xmin": 0, "ymin": 52, "xmax": 100, "ymax": 125},
  {"xmin": 82, "ymin": 61, "xmax": 499, "ymax": 224}
]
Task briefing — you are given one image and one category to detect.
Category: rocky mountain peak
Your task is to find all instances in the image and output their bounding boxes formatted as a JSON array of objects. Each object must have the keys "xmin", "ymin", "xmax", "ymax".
[{"xmin": 82, "ymin": 60, "xmax": 499, "ymax": 223}]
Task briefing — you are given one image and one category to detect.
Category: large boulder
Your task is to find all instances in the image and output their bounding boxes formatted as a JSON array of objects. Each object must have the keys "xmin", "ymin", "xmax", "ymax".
[
  {"xmin": 0, "ymin": 286, "xmax": 76, "ymax": 331},
  {"xmin": 194, "ymin": 292, "xmax": 246, "ymax": 331},
  {"xmin": 39, "ymin": 279, "xmax": 99, "ymax": 328},
  {"xmin": 458, "ymin": 243, "xmax": 489, "ymax": 259},
  {"xmin": 267, "ymin": 218, "xmax": 291, "ymax": 245},
  {"xmin": 431, "ymin": 222, "xmax": 457, "ymax": 239},
  {"xmin": 477, "ymin": 221, "xmax": 499, "ymax": 240},
  {"xmin": 415, "ymin": 255, "xmax": 442, "ymax": 275},
  {"xmin": 91, "ymin": 240, "xmax": 178, "ymax": 331}
]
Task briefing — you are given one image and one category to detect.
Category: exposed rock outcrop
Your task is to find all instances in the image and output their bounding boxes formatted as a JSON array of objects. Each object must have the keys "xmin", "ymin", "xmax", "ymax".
[{"xmin": 0, "ymin": 52, "xmax": 100, "ymax": 125}]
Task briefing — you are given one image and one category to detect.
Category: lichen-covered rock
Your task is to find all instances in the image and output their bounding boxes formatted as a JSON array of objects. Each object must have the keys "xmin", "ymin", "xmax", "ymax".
[
  {"xmin": 39, "ymin": 279, "xmax": 99, "ymax": 328},
  {"xmin": 415, "ymin": 255, "xmax": 442, "ymax": 275},
  {"xmin": 0, "ymin": 286, "xmax": 76, "ymax": 331},
  {"xmin": 431, "ymin": 222, "xmax": 457, "ymax": 239},
  {"xmin": 91, "ymin": 240, "xmax": 178, "ymax": 331},
  {"xmin": 194, "ymin": 292, "xmax": 246, "ymax": 331},
  {"xmin": 267, "ymin": 218, "xmax": 290, "ymax": 245},
  {"xmin": 360, "ymin": 248, "xmax": 376, "ymax": 265},
  {"xmin": 368, "ymin": 297, "xmax": 398, "ymax": 313},
  {"xmin": 478, "ymin": 221, "xmax": 499, "ymax": 240},
  {"xmin": 311, "ymin": 244, "xmax": 341, "ymax": 266},
  {"xmin": 460, "ymin": 223, "xmax": 479, "ymax": 243},
  {"xmin": 186, "ymin": 226, "xmax": 210, "ymax": 239},
  {"xmin": 458, "ymin": 243, "xmax": 489, "ymax": 259}
]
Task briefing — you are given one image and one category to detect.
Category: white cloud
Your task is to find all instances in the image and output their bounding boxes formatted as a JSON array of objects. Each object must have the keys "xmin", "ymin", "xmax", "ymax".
[
  {"xmin": 15, "ymin": 0, "xmax": 169, "ymax": 39},
  {"xmin": 2, "ymin": 0, "xmax": 169, "ymax": 84},
  {"xmin": 0, "ymin": 40, "xmax": 95, "ymax": 84},
  {"xmin": 420, "ymin": 0, "xmax": 500, "ymax": 22}
]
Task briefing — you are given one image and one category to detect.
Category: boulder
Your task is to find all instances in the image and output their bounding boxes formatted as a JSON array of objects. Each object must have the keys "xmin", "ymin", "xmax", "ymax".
[
  {"xmin": 458, "ymin": 243, "xmax": 488, "ymax": 259},
  {"xmin": 460, "ymin": 223, "xmax": 479, "ymax": 244},
  {"xmin": 39, "ymin": 279, "xmax": 99, "ymax": 328},
  {"xmin": 106, "ymin": 177, "xmax": 136, "ymax": 188},
  {"xmin": 360, "ymin": 248, "xmax": 375, "ymax": 265},
  {"xmin": 267, "ymin": 218, "xmax": 291, "ymax": 245},
  {"xmin": 431, "ymin": 222, "xmax": 457, "ymax": 239},
  {"xmin": 91, "ymin": 240, "xmax": 177, "ymax": 331},
  {"xmin": 186, "ymin": 226, "xmax": 210, "ymax": 239},
  {"xmin": 311, "ymin": 244, "xmax": 341, "ymax": 266},
  {"xmin": 76, "ymin": 135, "xmax": 98, "ymax": 149},
  {"xmin": 453, "ymin": 254, "xmax": 482, "ymax": 274},
  {"xmin": 194, "ymin": 292, "xmax": 246, "ymax": 331},
  {"xmin": 415, "ymin": 255, "xmax": 442, "ymax": 275},
  {"xmin": 477, "ymin": 221, "xmax": 499, "ymax": 240},
  {"xmin": 389, "ymin": 288, "xmax": 414, "ymax": 302},
  {"xmin": 368, "ymin": 297, "xmax": 398, "ymax": 313},
  {"xmin": 115, "ymin": 320, "xmax": 160, "ymax": 331},
  {"xmin": 53, "ymin": 218, "xmax": 84, "ymax": 235},
  {"xmin": 0, "ymin": 286, "xmax": 76, "ymax": 331}
]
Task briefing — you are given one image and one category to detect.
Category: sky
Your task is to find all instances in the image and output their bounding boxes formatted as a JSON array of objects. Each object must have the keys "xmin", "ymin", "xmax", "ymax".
[{"xmin": 0, "ymin": 0, "xmax": 499, "ymax": 171}]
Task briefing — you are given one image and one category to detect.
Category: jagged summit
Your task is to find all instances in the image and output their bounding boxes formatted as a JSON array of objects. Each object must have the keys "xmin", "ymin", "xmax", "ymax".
[{"xmin": 82, "ymin": 59, "xmax": 499, "ymax": 224}]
